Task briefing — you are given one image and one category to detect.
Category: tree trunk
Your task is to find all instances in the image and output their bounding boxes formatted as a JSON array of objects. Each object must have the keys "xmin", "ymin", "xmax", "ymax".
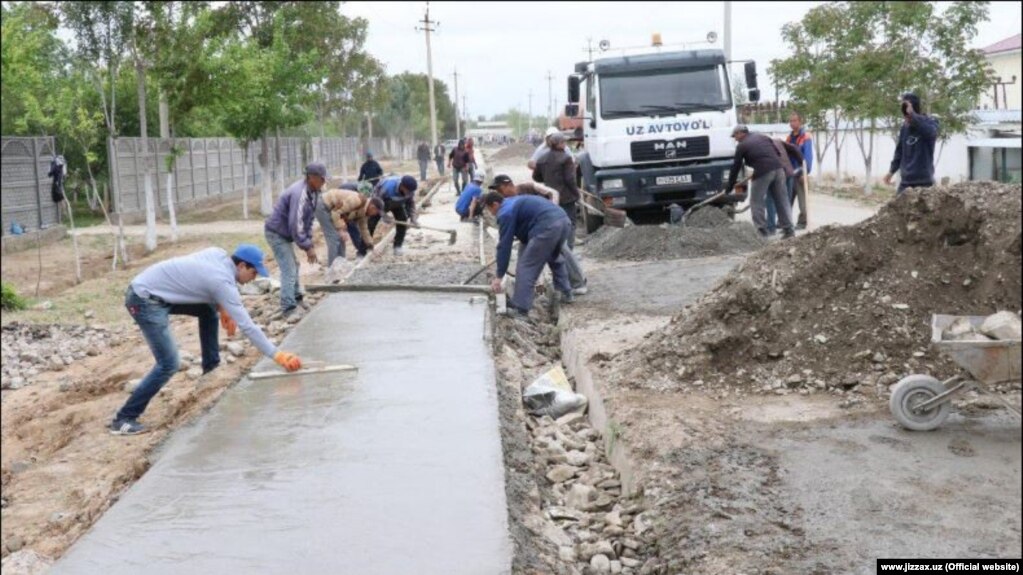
[
  {"xmin": 275, "ymin": 127, "xmax": 285, "ymax": 195},
  {"xmin": 242, "ymin": 143, "xmax": 250, "ymax": 220},
  {"xmin": 135, "ymin": 52, "xmax": 157, "ymax": 253},
  {"xmin": 166, "ymin": 172, "xmax": 178, "ymax": 241},
  {"xmin": 260, "ymin": 134, "xmax": 273, "ymax": 216}
]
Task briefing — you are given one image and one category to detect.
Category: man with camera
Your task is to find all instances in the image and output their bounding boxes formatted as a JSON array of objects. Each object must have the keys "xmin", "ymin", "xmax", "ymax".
[{"xmin": 883, "ymin": 92, "xmax": 939, "ymax": 195}]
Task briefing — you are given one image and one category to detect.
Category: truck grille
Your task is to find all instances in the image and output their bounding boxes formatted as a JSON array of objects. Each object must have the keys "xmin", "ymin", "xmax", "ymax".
[{"xmin": 630, "ymin": 136, "xmax": 709, "ymax": 163}]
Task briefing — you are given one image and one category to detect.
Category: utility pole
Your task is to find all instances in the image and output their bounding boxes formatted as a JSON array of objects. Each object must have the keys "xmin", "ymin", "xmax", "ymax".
[
  {"xmin": 452, "ymin": 68, "xmax": 461, "ymax": 139},
  {"xmin": 546, "ymin": 70, "xmax": 554, "ymax": 127},
  {"xmin": 528, "ymin": 90, "xmax": 533, "ymax": 135},
  {"xmin": 416, "ymin": 3, "xmax": 439, "ymax": 148},
  {"xmin": 462, "ymin": 94, "xmax": 468, "ymax": 126},
  {"xmin": 583, "ymin": 37, "xmax": 595, "ymax": 61},
  {"xmin": 724, "ymin": 1, "xmax": 732, "ymax": 62}
]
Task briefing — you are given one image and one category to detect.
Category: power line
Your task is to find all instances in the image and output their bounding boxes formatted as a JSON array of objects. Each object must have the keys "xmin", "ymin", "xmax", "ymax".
[{"xmin": 415, "ymin": 2, "xmax": 440, "ymax": 147}]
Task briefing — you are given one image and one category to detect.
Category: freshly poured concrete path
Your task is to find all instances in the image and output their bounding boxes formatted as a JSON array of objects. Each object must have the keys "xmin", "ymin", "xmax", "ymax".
[{"xmin": 53, "ymin": 292, "xmax": 511, "ymax": 574}]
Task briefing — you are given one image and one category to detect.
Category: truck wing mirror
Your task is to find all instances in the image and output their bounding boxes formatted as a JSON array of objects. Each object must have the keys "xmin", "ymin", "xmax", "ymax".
[
  {"xmin": 747, "ymin": 87, "xmax": 761, "ymax": 103},
  {"xmin": 568, "ymin": 75, "xmax": 581, "ymax": 104},
  {"xmin": 744, "ymin": 61, "xmax": 759, "ymax": 91},
  {"xmin": 565, "ymin": 104, "xmax": 580, "ymax": 117}
]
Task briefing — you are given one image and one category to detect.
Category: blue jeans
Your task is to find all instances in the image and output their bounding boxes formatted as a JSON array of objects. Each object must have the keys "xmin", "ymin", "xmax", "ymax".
[
  {"xmin": 116, "ymin": 287, "xmax": 220, "ymax": 421},
  {"xmin": 265, "ymin": 229, "xmax": 301, "ymax": 313},
  {"xmin": 435, "ymin": 159, "xmax": 445, "ymax": 176},
  {"xmin": 765, "ymin": 175, "xmax": 795, "ymax": 233},
  {"xmin": 418, "ymin": 159, "xmax": 428, "ymax": 181}
]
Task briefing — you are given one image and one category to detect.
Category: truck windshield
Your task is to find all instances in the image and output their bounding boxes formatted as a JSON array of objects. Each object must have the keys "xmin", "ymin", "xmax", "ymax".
[{"xmin": 600, "ymin": 65, "xmax": 730, "ymax": 119}]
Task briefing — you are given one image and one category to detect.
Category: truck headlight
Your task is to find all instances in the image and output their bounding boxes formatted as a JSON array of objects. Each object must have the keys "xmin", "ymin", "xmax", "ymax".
[
  {"xmin": 612, "ymin": 197, "xmax": 627, "ymax": 207},
  {"xmin": 602, "ymin": 178, "xmax": 625, "ymax": 191}
]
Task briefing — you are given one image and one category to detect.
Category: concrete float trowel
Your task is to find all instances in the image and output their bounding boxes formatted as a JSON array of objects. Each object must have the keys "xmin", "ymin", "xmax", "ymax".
[{"xmin": 249, "ymin": 360, "xmax": 358, "ymax": 381}]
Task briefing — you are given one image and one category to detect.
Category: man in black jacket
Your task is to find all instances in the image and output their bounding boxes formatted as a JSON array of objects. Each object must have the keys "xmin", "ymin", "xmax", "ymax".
[
  {"xmin": 883, "ymin": 92, "xmax": 939, "ymax": 195},
  {"xmin": 532, "ymin": 133, "xmax": 581, "ymax": 247},
  {"xmin": 724, "ymin": 125, "xmax": 794, "ymax": 238},
  {"xmin": 358, "ymin": 151, "xmax": 383, "ymax": 185},
  {"xmin": 416, "ymin": 142, "xmax": 431, "ymax": 181}
]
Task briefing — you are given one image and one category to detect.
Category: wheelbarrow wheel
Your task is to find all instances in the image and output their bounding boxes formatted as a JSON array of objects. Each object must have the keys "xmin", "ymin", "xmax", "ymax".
[{"xmin": 889, "ymin": 374, "xmax": 951, "ymax": 431}]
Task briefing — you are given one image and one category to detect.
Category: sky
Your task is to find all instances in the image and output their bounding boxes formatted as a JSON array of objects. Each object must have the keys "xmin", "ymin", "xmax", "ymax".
[{"xmin": 342, "ymin": 1, "xmax": 1023, "ymax": 120}]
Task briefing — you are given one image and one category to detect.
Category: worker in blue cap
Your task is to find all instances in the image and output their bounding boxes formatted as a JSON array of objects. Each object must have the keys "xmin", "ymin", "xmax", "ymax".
[
  {"xmin": 110, "ymin": 244, "xmax": 303, "ymax": 436},
  {"xmin": 369, "ymin": 175, "xmax": 419, "ymax": 256}
]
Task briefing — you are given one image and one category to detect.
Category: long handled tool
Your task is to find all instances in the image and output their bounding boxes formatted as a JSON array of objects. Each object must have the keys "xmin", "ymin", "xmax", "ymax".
[
  {"xmin": 580, "ymin": 190, "xmax": 626, "ymax": 228},
  {"xmin": 393, "ymin": 220, "xmax": 457, "ymax": 245},
  {"xmin": 464, "ymin": 258, "xmax": 497, "ymax": 285},
  {"xmin": 680, "ymin": 176, "xmax": 752, "ymax": 226},
  {"xmin": 249, "ymin": 364, "xmax": 357, "ymax": 381}
]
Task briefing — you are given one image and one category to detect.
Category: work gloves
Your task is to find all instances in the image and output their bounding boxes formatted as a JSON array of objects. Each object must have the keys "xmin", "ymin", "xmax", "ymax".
[
  {"xmin": 218, "ymin": 306, "xmax": 237, "ymax": 337},
  {"xmin": 273, "ymin": 351, "xmax": 302, "ymax": 372}
]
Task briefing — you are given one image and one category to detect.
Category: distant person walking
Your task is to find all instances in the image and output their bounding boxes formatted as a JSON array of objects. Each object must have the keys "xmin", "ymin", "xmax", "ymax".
[
  {"xmin": 448, "ymin": 139, "xmax": 471, "ymax": 196},
  {"xmin": 883, "ymin": 92, "xmax": 939, "ymax": 195},
  {"xmin": 433, "ymin": 141, "xmax": 446, "ymax": 176},
  {"xmin": 786, "ymin": 112, "xmax": 813, "ymax": 228},
  {"xmin": 110, "ymin": 245, "xmax": 303, "ymax": 435},
  {"xmin": 358, "ymin": 151, "xmax": 384, "ymax": 185},
  {"xmin": 416, "ymin": 142, "xmax": 431, "ymax": 181},
  {"xmin": 264, "ymin": 163, "xmax": 325, "ymax": 319},
  {"xmin": 724, "ymin": 125, "xmax": 795, "ymax": 239},
  {"xmin": 465, "ymin": 137, "xmax": 478, "ymax": 179}
]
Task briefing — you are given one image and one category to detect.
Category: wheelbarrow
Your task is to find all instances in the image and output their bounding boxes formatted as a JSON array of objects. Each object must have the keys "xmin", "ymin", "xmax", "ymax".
[{"xmin": 889, "ymin": 314, "xmax": 1022, "ymax": 431}]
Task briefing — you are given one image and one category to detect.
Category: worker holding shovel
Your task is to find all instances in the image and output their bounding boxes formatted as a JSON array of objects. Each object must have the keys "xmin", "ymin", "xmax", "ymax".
[
  {"xmin": 110, "ymin": 245, "xmax": 303, "ymax": 436},
  {"xmin": 369, "ymin": 175, "xmax": 419, "ymax": 256}
]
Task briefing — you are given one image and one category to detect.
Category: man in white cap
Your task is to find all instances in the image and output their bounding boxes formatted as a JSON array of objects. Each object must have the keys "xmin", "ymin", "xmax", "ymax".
[
  {"xmin": 528, "ymin": 126, "xmax": 573, "ymax": 171},
  {"xmin": 110, "ymin": 244, "xmax": 304, "ymax": 435}
]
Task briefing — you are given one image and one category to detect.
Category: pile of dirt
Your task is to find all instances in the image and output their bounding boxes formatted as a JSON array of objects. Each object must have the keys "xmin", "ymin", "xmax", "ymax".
[
  {"xmin": 488, "ymin": 142, "xmax": 537, "ymax": 163},
  {"xmin": 609, "ymin": 183, "xmax": 1022, "ymax": 396},
  {"xmin": 345, "ymin": 262, "xmax": 487, "ymax": 286},
  {"xmin": 584, "ymin": 217, "xmax": 764, "ymax": 261}
]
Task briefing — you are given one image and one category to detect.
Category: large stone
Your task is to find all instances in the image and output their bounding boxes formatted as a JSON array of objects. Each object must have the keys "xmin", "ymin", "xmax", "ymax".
[
  {"xmin": 558, "ymin": 546, "xmax": 577, "ymax": 563},
  {"xmin": 565, "ymin": 450, "xmax": 592, "ymax": 467},
  {"xmin": 186, "ymin": 367, "xmax": 203, "ymax": 381},
  {"xmin": 566, "ymin": 483, "xmax": 596, "ymax": 510},
  {"xmin": 590, "ymin": 554, "xmax": 612, "ymax": 574},
  {"xmin": 548, "ymin": 506, "xmax": 584, "ymax": 522},
  {"xmin": 980, "ymin": 311, "xmax": 1022, "ymax": 341},
  {"xmin": 546, "ymin": 465, "xmax": 578, "ymax": 484},
  {"xmin": 5, "ymin": 535, "xmax": 25, "ymax": 553},
  {"xmin": 541, "ymin": 522, "xmax": 573, "ymax": 547},
  {"xmin": 48, "ymin": 355, "xmax": 65, "ymax": 371},
  {"xmin": 556, "ymin": 411, "xmax": 585, "ymax": 428},
  {"xmin": 226, "ymin": 342, "xmax": 245, "ymax": 357},
  {"xmin": 581, "ymin": 540, "xmax": 616, "ymax": 560},
  {"xmin": 0, "ymin": 549, "xmax": 52, "ymax": 575},
  {"xmin": 124, "ymin": 379, "xmax": 141, "ymax": 394}
]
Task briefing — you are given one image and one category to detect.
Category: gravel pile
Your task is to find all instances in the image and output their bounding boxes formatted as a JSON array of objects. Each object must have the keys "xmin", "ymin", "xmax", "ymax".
[
  {"xmin": 345, "ymin": 262, "xmax": 487, "ymax": 286},
  {"xmin": 608, "ymin": 182, "xmax": 1023, "ymax": 401},
  {"xmin": 584, "ymin": 218, "xmax": 764, "ymax": 261},
  {"xmin": 1, "ymin": 322, "xmax": 124, "ymax": 390}
]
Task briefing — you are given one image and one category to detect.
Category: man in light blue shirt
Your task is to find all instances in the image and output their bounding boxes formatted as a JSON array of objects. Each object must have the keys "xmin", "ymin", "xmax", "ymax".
[
  {"xmin": 110, "ymin": 245, "xmax": 303, "ymax": 436},
  {"xmin": 455, "ymin": 172, "xmax": 485, "ymax": 220}
]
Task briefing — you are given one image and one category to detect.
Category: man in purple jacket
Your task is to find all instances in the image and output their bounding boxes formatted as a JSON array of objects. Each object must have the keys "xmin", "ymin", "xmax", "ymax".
[{"xmin": 264, "ymin": 163, "xmax": 326, "ymax": 319}]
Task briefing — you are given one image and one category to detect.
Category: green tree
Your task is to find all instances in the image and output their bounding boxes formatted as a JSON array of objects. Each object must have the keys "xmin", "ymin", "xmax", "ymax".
[
  {"xmin": 1, "ymin": 2, "xmax": 65, "ymax": 135},
  {"xmin": 772, "ymin": 1, "xmax": 992, "ymax": 191}
]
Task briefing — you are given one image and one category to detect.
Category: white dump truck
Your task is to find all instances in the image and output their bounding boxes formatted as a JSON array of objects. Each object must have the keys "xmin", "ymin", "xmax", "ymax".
[{"xmin": 566, "ymin": 39, "xmax": 761, "ymax": 230}]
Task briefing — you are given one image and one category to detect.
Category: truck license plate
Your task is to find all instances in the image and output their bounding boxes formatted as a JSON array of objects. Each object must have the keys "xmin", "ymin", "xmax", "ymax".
[{"xmin": 655, "ymin": 175, "xmax": 692, "ymax": 185}]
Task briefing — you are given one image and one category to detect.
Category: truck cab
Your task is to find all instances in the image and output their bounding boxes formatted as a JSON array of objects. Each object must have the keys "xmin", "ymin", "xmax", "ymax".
[{"xmin": 567, "ymin": 47, "xmax": 759, "ymax": 225}]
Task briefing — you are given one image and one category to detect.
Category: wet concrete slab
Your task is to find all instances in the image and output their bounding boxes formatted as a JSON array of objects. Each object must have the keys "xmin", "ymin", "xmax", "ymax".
[{"xmin": 53, "ymin": 292, "xmax": 511, "ymax": 575}]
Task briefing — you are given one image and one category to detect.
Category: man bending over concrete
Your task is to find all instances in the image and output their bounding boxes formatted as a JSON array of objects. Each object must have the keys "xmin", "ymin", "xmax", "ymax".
[
  {"xmin": 483, "ymin": 192, "xmax": 573, "ymax": 317},
  {"xmin": 488, "ymin": 174, "xmax": 588, "ymax": 295},
  {"xmin": 316, "ymin": 183, "xmax": 383, "ymax": 265},
  {"xmin": 111, "ymin": 245, "xmax": 303, "ymax": 435}
]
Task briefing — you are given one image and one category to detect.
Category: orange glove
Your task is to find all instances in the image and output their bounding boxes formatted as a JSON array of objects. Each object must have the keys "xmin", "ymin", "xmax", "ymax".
[
  {"xmin": 274, "ymin": 351, "xmax": 302, "ymax": 372},
  {"xmin": 218, "ymin": 306, "xmax": 237, "ymax": 337}
]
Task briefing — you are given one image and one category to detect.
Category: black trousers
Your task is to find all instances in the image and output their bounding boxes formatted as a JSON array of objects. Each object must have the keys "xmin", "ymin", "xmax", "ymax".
[{"xmin": 368, "ymin": 201, "xmax": 410, "ymax": 248}]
